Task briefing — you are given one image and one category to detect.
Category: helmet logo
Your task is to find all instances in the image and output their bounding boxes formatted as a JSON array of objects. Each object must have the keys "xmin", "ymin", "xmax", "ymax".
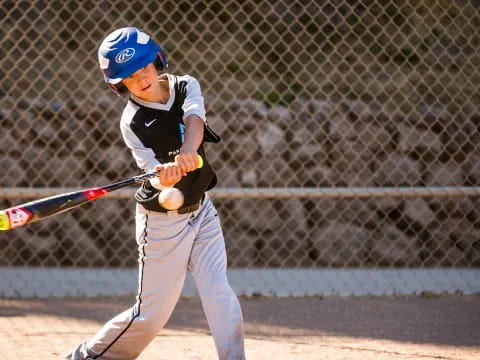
[{"xmin": 115, "ymin": 48, "xmax": 135, "ymax": 63}]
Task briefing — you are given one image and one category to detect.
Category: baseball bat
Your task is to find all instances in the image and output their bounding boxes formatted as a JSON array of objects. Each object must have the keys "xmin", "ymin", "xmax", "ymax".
[{"xmin": 0, "ymin": 155, "xmax": 204, "ymax": 231}]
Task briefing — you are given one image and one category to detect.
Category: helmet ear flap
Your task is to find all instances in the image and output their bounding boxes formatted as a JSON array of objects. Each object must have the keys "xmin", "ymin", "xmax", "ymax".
[
  {"xmin": 156, "ymin": 49, "xmax": 168, "ymax": 71},
  {"xmin": 109, "ymin": 83, "xmax": 128, "ymax": 97},
  {"xmin": 154, "ymin": 57, "xmax": 164, "ymax": 72}
]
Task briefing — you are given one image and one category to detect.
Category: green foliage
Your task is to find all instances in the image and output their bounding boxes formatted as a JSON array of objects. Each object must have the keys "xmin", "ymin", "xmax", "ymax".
[
  {"xmin": 163, "ymin": 40, "xmax": 175, "ymax": 52},
  {"xmin": 227, "ymin": 62, "xmax": 240, "ymax": 73},
  {"xmin": 254, "ymin": 91, "xmax": 296, "ymax": 107}
]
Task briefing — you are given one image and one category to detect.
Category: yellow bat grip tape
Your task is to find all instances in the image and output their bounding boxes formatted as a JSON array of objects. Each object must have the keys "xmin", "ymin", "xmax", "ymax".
[
  {"xmin": 0, "ymin": 211, "xmax": 11, "ymax": 231},
  {"xmin": 197, "ymin": 154, "xmax": 204, "ymax": 168}
]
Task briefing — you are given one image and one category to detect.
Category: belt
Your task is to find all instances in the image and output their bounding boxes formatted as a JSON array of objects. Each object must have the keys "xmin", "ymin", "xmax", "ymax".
[{"xmin": 158, "ymin": 194, "xmax": 205, "ymax": 215}]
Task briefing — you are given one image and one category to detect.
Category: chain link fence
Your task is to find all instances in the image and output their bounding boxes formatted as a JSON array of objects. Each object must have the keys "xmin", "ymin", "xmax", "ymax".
[{"xmin": 1, "ymin": 0, "xmax": 480, "ymax": 297}]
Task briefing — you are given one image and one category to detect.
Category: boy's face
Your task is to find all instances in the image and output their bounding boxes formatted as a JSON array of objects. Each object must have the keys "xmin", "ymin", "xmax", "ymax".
[{"xmin": 122, "ymin": 62, "xmax": 160, "ymax": 102}]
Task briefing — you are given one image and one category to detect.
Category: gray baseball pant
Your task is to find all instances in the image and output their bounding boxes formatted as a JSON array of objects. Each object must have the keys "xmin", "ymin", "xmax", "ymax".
[{"xmin": 69, "ymin": 194, "xmax": 245, "ymax": 359}]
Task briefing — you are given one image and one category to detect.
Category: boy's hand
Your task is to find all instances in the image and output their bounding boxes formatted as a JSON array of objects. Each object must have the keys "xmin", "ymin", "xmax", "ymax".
[
  {"xmin": 175, "ymin": 152, "xmax": 200, "ymax": 175},
  {"xmin": 155, "ymin": 162, "xmax": 183, "ymax": 187}
]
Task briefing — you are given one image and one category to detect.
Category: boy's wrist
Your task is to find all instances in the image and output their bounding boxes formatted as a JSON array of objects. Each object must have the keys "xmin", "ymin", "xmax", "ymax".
[
  {"xmin": 150, "ymin": 177, "xmax": 173, "ymax": 190},
  {"xmin": 180, "ymin": 146, "xmax": 197, "ymax": 154}
]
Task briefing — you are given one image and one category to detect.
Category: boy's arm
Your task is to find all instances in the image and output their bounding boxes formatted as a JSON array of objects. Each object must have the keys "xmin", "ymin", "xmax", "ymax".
[
  {"xmin": 176, "ymin": 114, "xmax": 205, "ymax": 174},
  {"xmin": 176, "ymin": 76, "xmax": 208, "ymax": 174}
]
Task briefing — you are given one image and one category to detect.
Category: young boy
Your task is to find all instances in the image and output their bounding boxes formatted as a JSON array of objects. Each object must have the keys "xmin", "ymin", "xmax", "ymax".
[{"xmin": 66, "ymin": 27, "xmax": 245, "ymax": 360}]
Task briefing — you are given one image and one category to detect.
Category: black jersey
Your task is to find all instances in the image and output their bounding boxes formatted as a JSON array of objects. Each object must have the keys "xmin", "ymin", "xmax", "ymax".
[{"xmin": 120, "ymin": 74, "xmax": 219, "ymax": 211}]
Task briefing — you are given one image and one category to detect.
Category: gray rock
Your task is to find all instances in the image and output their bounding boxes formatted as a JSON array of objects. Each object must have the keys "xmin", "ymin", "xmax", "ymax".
[
  {"xmin": 425, "ymin": 162, "xmax": 464, "ymax": 187},
  {"xmin": 310, "ymin": 222, "xmax": 370, "ymax": 267},
  {"xmin": 404, "ymin": 198, "xmax": 436, "ymax": 227},
  {"xmin": 95, "ymin": 145, "xmax": 134, "ymax": 178},
  {"xmin": 397, "ymin": 124, "xmax": 442, "ymax": 154},
  {"xmin": 300, "ymin": 163, "xmax": 336, "ymax": 187},
  {"xmin": 229, "ymin": 98, "xmax": 268, "ymax": 120},
  {"xmin": 374, "ymin": 153, "xmax": 423, "ymax": 186},
  {"xmin": 225, "ymin": 228, "xmax": 260, "ymax": 267},
  {"xmin": 256, "ymin": 122, "xmax": 285, "ymax": 154},
  {"xmin": 370, "ymin": 197, "xmax": 403, "ymax": 213},
  {"xmin": 255, "ymin": 156, "xmax": 297, "ymax": 187},
  {"xmin": 215, "ymin": 163, "xmax": 242, "ymax": 187},
  {"xmin": 267, "ymin": 104, "xmax": 292, "ymax": 129},
  {"xmin": 62, "ymin": 219, "xmax": 106, "ymax": 266},
  {"xmin": 463, "ymin": 154, "xmax": 480, "ymax": 184},
  {"xmin": 206, "ymin": 114, "xmax": 229, "ymax": 137},
  {"xmin": 258, "ymin": 228, "xmax": 310, "ymax": 267},
  {"xmin": 232, "ymin": 198, "xmax": 285, "ymax": 232},
  {"xmin": 427, "ymin": 219, "xmax": 475, "ymax": 266},
  {"xmin": 356, "ymin": 123, "xmax": 395, "ymax": 153},
  {"xmin": 371, "ymin": 224, "xmax": 421, "ymax": 266},
  {"xmin": 328, "ymin": 112, "xmax": 357, "ymax": 141},
  {"xmin": 0, "ymin": 155, "xmax": 26, "ymax": 186},
  {"xmin": 229, "ymin": 132, "xmax": 259, "ymax": 162},
  {"xmin": 330, "ymin": 139, "xmax": 375, "ymax": 186}
]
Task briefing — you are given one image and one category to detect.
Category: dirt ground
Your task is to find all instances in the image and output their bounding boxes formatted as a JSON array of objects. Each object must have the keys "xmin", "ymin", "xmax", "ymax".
[{"xmin": 0, "ymin": 295, "xmax": 479, "ymax": 360}]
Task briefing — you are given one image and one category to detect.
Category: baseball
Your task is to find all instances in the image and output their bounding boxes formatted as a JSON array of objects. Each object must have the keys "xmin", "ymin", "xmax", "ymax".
[{"xmin": 158, "ymin": 188, "xmax": 184, "ymax": 210}]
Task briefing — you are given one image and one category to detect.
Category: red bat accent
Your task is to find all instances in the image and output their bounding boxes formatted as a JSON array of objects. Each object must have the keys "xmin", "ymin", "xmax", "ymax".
[{"xmin": 83, "ymin": 188, "xmax": 109, "ymax": 200}]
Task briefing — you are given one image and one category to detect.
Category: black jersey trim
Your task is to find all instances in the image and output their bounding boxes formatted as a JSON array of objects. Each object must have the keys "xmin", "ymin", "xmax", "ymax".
[{"xmin": 92, "ymin": 214, "xmax": 149, "ymax": 359}]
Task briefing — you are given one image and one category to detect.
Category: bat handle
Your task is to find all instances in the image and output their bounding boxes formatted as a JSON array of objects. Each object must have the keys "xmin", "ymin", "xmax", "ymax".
[{"xmin": 133, "ymin": 171, "xmax": 160, "ymax": 183}]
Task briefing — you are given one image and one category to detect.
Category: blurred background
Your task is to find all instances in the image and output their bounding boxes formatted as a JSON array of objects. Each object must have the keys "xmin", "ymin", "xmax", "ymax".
[{"xmin": 0, "ymin": 0, "xmax": 479, "ymax": 297}]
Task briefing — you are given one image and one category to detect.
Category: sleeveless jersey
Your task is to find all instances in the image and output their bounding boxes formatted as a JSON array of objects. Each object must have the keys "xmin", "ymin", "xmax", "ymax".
[{"xmin": 120, "ymin": 74, "xmax": 219, "ymax": 211}]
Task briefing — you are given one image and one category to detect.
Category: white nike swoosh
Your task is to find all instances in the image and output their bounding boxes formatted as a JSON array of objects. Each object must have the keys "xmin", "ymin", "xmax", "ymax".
[{"xmin": 145, "ymin": 119, "xmax": 157, "ymax": 127}]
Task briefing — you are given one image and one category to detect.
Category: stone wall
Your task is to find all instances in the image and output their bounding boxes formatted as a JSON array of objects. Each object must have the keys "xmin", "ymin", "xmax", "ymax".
[
  {"xmin": 1, "ymin": 95, "xmax": 478, "ymax": 268},
  {"xmin": 1, "ymin": 0, "xmax": 479, "ymax": 268}
]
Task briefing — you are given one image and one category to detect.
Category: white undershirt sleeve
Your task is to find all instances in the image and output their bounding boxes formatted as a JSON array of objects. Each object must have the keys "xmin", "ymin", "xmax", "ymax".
[{"xmin": 182, "ymin": 76, "xmax": 207, "ymax": 122}]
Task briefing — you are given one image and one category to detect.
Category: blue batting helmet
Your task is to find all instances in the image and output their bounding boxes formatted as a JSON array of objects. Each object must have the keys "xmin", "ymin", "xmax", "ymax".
[{"xmin": 98, "ymin": 27, "xmax": 168, "ymax": 95}]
